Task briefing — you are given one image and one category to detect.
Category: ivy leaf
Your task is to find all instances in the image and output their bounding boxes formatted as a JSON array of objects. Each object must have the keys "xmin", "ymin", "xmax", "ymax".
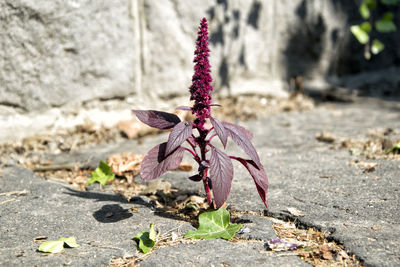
[
  {"xmin": 165, "ymin": 121, "xmax": 193, "ymax": 155},
  {"xmin": 210, "ymin": 117, "xmax": 228, "ymax": 148},
  {"xmin": 58, "ymin": 237, "xmax": 79, "ymax": 248},
  {"xmin": 132, "ymin": 110, "xmax": 181, "ymax": 129},
  {"xmin": 86, "ymin": 161, "xmax": 115, "ymax": 186},
  {"xmin": 375, "ymin": 12, "xmax": 397, "ymax": 33},
  {"xmin": 351, "ymin": 25, "xmax": 370, "ymax": 44},
  {"xmin": 38, "ymin": 237, "xmax": 79, "ymax": 253},
  {"xmin": 359, "ymin": 0, "xmax": 376, "ymax": 19},
  {"xmin": 185, "ymin": 208, "xmax": 242, "ymax": 240},
  {"xmin": 360, "ymin": 22, "xmax": 372, "ymax": 33},
  {"xmin": 209, "ymin": 146, "xmax": 234, "ymax": 208},
  {"xmin": 133, "ymin": 224, "xmax": 156, "ymax": 254},
  {"xmin": 140, "ymin": 143, "xmax": 185, "ymax": 180},
  {"xmin": 371, "ymin": 39, "xmax": 385, "ymax": 55},
  {"xmin": 38, "ymin": 240, "xmax": 64, "ymax": 253}
]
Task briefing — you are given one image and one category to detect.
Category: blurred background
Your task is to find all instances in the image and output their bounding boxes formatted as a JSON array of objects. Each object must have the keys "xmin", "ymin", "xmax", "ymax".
[{"xmin": 0, "ymin": 0, "xmax": 399, "ymax": 143}]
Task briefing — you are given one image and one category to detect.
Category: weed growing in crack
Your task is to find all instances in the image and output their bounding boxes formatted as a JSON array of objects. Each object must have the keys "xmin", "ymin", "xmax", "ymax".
[{"xmin": 133, "ymin": 18, "xmax": 268, "ymax": 209}]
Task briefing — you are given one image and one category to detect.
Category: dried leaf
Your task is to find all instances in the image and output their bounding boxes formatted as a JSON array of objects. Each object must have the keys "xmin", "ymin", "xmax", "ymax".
[
  {"xmin": 316, "ymin": 131, "xmax": 336, "ymax": 143},
  {"xmin": 176, "ymin": 162, "xmax": 193, "ymax": 172},
  {"xmin": 287, "ymin": 207, "xmax": 305, "ymax": 217},
  {"xmin": 142, "ymin": 180, "xmax": 172, "ymax": 195},
  {"xmin": 118, "ymin": 120, "xmax": 151, "ymax": 139},
  {"xmin": 267, "ymin": 239, "xmax": 298, "ymax": 251}
]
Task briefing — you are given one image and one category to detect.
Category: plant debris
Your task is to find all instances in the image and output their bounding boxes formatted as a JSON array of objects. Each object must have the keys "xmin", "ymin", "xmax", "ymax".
[
  {"xmin": 270, "ymin": 218, "xmax": 364, "ymax": 266},
  {"xmin": 316, "ymin": 131, "xmax": 336, "ymax": 143},
  {"xmin": 316, "ymin": 127, "xmax": 400, "ymax": 160},
  {"xmin": 348, "ymin": 160, "xmax": 378, "ymax": 173},
  {"xmin": 215, "ymin": 94, "xmax": 314, "ymax": 122}
]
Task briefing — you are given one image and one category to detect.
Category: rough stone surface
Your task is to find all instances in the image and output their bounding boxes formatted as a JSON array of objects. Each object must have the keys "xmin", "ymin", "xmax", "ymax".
[
  {"xmin": 140, "ymin": 239, "xmax": 310, "ymax": 267},
  {"xmin": 2, "ymin": 99, "xmax": 398, "ymax": 266},
  {"xmin": 0, "ymin": 0, "xmax": 136, "ymax": 112},
  {"xmin": 2, "ymin": 0, "xmax": 399, "ymax": 117},
  {"xmin": 0, "ymin": 166, "xmax": 195, "ymax": 266}
]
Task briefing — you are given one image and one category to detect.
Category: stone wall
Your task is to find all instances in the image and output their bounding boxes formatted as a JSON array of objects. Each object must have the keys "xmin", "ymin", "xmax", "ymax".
[{"xmin": 0, "ymin": 0, "xmax": 399, "ymax": 140}]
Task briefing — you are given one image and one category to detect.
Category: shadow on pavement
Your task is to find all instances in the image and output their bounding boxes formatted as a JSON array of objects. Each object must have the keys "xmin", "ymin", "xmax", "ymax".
[{"xmin": 92, "ymin": 204, "xmax": 132, "ymax": 223}]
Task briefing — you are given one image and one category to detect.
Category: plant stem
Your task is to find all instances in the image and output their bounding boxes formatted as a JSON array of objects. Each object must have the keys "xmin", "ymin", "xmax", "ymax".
[{"xmin": 202, "ymin": 171, "xmax": 213, "ymax": 207}]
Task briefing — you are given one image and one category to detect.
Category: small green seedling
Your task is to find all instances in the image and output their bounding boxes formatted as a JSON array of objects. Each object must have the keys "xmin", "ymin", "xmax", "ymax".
[
  {"xmin": 38, "ymin": 236, "xmax": 79, "ymax": 253},
  {"xmin": 133, "ymin": 224, "xmax": 156, "ymax": 253},
  {"xmin": 185, "ymin": 208, "xmax": 243, "ymax": 240},
  {"xmin": 86, "ymin": 160, "xmax": 115, "ymax": 186},
  {"xmin": 386, "ymin": 142, "xmax": 400, "ymax": 154}
]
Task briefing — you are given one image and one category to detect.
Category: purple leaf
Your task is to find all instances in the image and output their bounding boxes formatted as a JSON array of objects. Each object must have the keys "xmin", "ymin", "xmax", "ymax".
[
  {"xmin": 210, "ymin": 117, "xmax": 228, "ymax": 148},
  {"xmin": 222, "ymin": 121, "xmax": 253, "ymax": 140},
  {"xmin": 132, "ymin": 110, "xmax": 181, "ymax": 129},
  {"xmin": 166, "ymin": 121, "xmax": 193, "ymax": 155},
  {"xmin": 222, "ymin": 122, "xmax": 260, "ymax": 167},
  {"xmin": 209, "ymin": 146, "xmax": 234, "ymax": 208},
  {"xmin": 175, "ymin": 106, "xmax": 192, "ymax": 111},
  {"xmin": 140, "ymin": 142, "xmax": 185, "ymax": 181},
  {"xmin": 188, "ymin": 174, "xmax": 202, "ymax": 182},
  {"xmin": 231, "ymin": 157, "xmax": 268, "ymax": 209}
]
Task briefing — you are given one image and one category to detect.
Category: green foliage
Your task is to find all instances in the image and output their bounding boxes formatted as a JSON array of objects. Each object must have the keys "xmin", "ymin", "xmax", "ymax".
[
  {"xmin": 351, "ymin": 0, "xmax": 398, "ymax": 59},
  {"xmin": 360, "ymin": 0, "xmax": 376, "ymax": 19},
  {"xmin": 185, "ymin": 208, "xmax": 243, "ymax": 240},
  {"xmin": 86, "ymin": 160, "xmax": 115, "ymax": 186},
  {"xmin": 381, "ymin": 0, "xmax": 400, "ymax": 5},
  {"xmin": 375, "ymin": 12, "xmax": 397, "ymax": 32},
  {"xmin": 386, "ymin": 142, "xmax": 400, "ymax": 154},
  {"xmin": 371, "ymin": 39, "xmax": 385, "ymax": 54},
  {"xmin": 133, "ymin": 224, "xmax": 156, "ymax": 254},
  {"xmin": 361, "ymin": 21, "xmax": 372, "ymax": 33},
  {"xmin": 38, "ymin": 237, "xmax": 79, "ymax": 253},
  {"xmin": 351, "ymin": 25, "xmax": 370, "ymax": 44}
]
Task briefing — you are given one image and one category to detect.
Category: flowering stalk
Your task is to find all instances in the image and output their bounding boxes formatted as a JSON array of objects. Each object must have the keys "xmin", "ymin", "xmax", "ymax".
[
  {"xmin": 188, "ymin": 18, "xmax": 215, "ymax": 206},
  {"xmin": 189, "ymin": 17, "xmax": 213, "ymax": 132}
]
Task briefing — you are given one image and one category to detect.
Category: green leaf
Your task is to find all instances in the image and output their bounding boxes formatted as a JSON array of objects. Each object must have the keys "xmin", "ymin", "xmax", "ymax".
[
  {"xmin": 376, "ymin": 12, "xmax": 397, "ymax": 32},
  {"xmin": 360, "ymin": 0, "xmax": 376, "ymax": 19},
  {"xmin": 38, "ymin": 240, "xmax": 65, "ymax": 253},
  {"xmin": 351, "ymin": 25, "xmax": 370, "ymax": 44},
  {"xmin": 381, "ymin": 0, "xmax": 400, "ymax": 5},
  {"xmin": 133, "ymin": 224, "xmax": 156, "ymax": 254},
  {"xmin": 386, "ymin": 142, "xmax": 400, "ymax": 154},
  {"xmin": 86, "ymin": 160, "xmax": 115, "ymax": 186},
  {"xmin": 360, "ymin": 22, "xmax": 372, "ymax": 33},
  {"xmin": 371, "ymin": 39, "xmax": 385, "ymax": 54},
  {"xmin": 58, "ymin": 237, "xmax": 79, "ymax": 248},
  {"xmin": 38, "ymin": 237, "xmax": 79, "ymax": 253},
  {"xmin": 184, "ymin": 208, "xmax": 243, "ymax": 240}
]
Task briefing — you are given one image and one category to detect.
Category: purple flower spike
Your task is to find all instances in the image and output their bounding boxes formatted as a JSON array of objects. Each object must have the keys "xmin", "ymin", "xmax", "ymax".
[{"xmin": 189, "ymin": 17, "xmax": 214, "ymax": 131}]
